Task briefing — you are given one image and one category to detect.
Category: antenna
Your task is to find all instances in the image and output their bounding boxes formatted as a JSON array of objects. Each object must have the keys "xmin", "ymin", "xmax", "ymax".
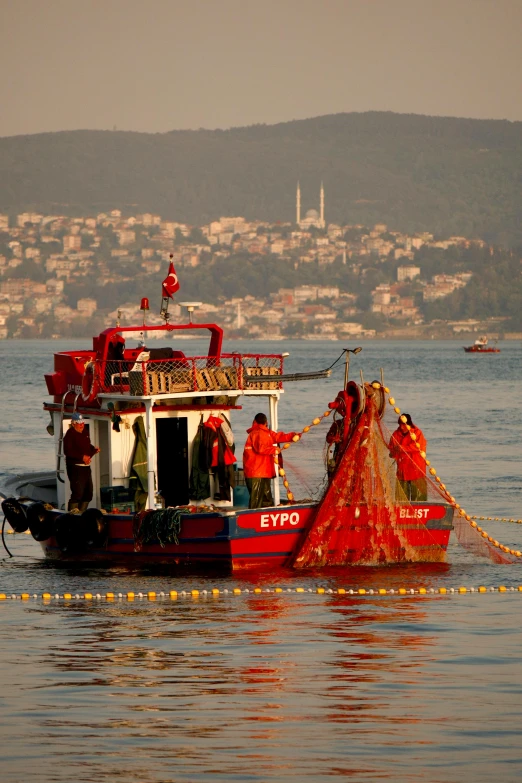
[{"xmin": 179, "ymin": 302, "xmax": 202, "ymax": 324}]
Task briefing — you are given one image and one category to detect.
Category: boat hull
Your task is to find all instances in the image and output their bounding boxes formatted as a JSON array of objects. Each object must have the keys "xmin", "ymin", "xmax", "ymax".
[
  {"xmin": 36, "ymin": 502, "xmax": 454, "ymax": 570},
  {"xmin": 463, "ymin": 346, "xmax": 500, "ymax": 353}
]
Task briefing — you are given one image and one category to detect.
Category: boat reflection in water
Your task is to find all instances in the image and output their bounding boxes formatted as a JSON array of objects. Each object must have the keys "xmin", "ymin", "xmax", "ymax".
[{"xmin": 4, "ymin": 580, "xmax": 479, "ymax": 782}]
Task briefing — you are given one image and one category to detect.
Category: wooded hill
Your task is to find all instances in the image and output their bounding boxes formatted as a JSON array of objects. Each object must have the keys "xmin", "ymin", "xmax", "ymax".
[{"xmin": 1, "ymin": 112, "xmax": 521, "ymax": 246}]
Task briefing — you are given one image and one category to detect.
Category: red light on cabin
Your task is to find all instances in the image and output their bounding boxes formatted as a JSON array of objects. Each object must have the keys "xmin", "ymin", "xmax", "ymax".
[{"xmin": 140, "ymin": 297, "xmax": 150, "ymax": 311}]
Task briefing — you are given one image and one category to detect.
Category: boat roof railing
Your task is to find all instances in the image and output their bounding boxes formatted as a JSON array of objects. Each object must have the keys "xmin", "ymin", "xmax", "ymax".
[
  {"xmin": 96, "ymin": 352, "xmax": 286, "ymax": 398},
  {"xmin": 93, "ymin": 321, "xmax": 224, "ymax": 363}
]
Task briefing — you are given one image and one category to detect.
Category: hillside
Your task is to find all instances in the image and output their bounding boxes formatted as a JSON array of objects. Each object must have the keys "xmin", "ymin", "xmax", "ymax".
[{"xmin": 1, "ymin": 112, "xmax": 521, "ymax": 245}]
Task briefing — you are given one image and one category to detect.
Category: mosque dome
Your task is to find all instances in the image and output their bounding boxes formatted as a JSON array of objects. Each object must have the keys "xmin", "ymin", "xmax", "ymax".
[{"xmin": 305, "ymin": 209, "xmax": 319, "ymax": 219}]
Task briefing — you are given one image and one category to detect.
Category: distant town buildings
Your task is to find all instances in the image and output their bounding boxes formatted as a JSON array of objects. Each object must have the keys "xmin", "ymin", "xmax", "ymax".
[
  {"xmin": 397, "ymin": 264, "xmax": 420, "ymax": 282},
  {"xmin": 0, "ymin": 203, "xmax": 502, "ymax": 340}
]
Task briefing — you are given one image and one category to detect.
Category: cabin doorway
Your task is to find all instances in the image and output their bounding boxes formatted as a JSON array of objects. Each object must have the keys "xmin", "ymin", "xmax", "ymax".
[
  {"xmin": 156, "ymin": 417, "xmax": 189, "ymax": 507},
  {"xmin": 96, "ymin": 421, "xmax": 111, "ymax": 489}
]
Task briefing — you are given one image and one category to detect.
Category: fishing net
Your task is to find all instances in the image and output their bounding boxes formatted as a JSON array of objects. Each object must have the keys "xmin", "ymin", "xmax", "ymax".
[
  {"xmin": 133, "ymin": 508, "xmax": 183, "ymax": 550},
  {"xmin": 283, "ymin": 381, "xmax": 516, "ymax": 567},
  {"xmin": 451, "ymin": 514, "xmax": 515, "ymax": 564},
  {"xmin": 279, "ymin": 421, "xmax": 330, "ymax": 503}
]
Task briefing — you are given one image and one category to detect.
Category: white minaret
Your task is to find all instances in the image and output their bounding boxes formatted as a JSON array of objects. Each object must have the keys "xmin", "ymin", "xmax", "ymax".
[
  {"xmin": 296, "ymin": 181, "xmax": 301, "ymax": 225},
  {"xmin": 320, "ymin": 181, "xmax": 325, "ymax": 227}
]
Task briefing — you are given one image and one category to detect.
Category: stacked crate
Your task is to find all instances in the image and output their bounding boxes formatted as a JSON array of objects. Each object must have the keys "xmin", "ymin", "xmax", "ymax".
[{"xmin": 100, "ymin": 486, "xmax": 135, "ymax": 514}]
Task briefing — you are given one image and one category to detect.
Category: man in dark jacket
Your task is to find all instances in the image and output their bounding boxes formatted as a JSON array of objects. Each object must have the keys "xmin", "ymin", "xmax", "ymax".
[{"xmin": 63, "ymin": 413, "xmax": 100, "ymax": 512}]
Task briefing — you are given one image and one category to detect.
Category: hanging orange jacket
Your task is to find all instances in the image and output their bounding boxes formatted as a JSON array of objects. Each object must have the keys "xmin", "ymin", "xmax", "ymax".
[
  {"xmin": 389, "ymin": 425, "xmax": 427, "ymax": 481},
  {"xmin": 243, "ymin": 422, "xmax": 296, "ymax": 479},
  {"xmin": 204, "ymin": 415, "xmax": 236, "ymax": 467}
]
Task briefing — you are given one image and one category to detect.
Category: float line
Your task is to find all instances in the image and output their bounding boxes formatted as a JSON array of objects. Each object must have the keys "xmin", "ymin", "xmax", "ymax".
[{"xmin": 0, "ymin": 586, "xmax": 521, "ymax": 601}]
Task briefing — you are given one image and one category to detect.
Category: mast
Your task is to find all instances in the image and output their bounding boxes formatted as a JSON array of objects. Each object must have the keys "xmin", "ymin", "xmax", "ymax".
[
  {"xmin": 144, "ymin": 399, "xmax": 157, "ymax": 509},
  {"xmin": 269, "ymin": 395, "xmax": 281, "ymax": 506}
]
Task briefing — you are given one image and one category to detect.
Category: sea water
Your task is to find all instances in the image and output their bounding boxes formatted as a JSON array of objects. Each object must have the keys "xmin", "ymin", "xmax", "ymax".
[{"xmin": 0, "ymin": 339, "xmax": 521, "ymax": 782}]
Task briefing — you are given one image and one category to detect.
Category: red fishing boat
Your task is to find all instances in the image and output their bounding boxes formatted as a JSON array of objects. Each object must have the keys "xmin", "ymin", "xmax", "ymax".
[
  {"xmin": 463, "ymin": 336, "xmax": 500, "ymax": 353},
  {"xmin": 1, "ymin": 263, "xmax": 455, "ymax": 570}
]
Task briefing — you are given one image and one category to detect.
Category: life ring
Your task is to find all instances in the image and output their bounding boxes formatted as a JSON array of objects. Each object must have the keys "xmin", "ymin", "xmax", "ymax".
[{"xmin": 81, "ymin": 361, "xmax": 100, "ymax": 403}]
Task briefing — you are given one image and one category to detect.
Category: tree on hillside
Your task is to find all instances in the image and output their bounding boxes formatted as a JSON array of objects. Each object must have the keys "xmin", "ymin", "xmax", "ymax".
[{"xmin": 188, "ymin": 227, "xmax": 209, "ymax": 245}]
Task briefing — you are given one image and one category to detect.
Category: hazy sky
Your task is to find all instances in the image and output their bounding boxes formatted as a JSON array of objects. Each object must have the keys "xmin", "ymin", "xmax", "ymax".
[{"xmin": 2, "ymin": 0, "xmax": 521, "ymax": 137}]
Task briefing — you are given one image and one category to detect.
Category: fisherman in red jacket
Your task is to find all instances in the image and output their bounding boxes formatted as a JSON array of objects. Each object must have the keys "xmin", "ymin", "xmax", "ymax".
[
  {"xmin": 243, "ymin": 413, "xmax": 297, "ymax": 509},
  {"xmin": 389, "ymin": 413, "xmax": 427, "ymax": 501}
]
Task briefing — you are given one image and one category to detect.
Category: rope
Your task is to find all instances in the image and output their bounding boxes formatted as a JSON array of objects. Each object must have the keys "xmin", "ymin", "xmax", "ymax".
[
  {"xmin": 324, "ymin": 349, "xmax": 351, "ymax": 372},
  {"xmin": 1, "ymin": 516, "xmax": 13, "ymax": 558},
  {"xmin": 472, "ymin": 516, "xmax": 522, "ymax": 524}
]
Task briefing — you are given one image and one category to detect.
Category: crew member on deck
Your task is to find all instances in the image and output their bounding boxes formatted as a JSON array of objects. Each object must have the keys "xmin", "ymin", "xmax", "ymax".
[
  {"xmin": 63, "ymin": 413, "xmax": 100, "ymax": 513},
  {"xmin": 389, "ymin": 413, "xmax": 427, "ymax": 501},
  {"xmin": 243, "ymin": 413, "xmax": 297, "ymax": 509}
]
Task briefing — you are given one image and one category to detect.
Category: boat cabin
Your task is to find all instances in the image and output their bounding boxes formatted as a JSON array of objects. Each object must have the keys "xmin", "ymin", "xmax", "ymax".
[{"xmin": 43, "ymin": 317, "xmax": 286, "ymax": 513}]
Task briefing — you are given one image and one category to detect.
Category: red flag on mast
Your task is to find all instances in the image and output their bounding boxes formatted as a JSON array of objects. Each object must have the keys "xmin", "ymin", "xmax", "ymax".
[{"xmin": 162, "ymin": 256, "xmax": 180, "ymax": 299}]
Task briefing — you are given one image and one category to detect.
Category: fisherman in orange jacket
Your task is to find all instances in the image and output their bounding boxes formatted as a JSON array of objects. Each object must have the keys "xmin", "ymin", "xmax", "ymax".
[
  {"xmin": 243, "ymin": 413, "xmax": 297, "ymax": 509},
  {"xmin": 389, "ymin": 413, "xmax": 428, "ymax": 501}
]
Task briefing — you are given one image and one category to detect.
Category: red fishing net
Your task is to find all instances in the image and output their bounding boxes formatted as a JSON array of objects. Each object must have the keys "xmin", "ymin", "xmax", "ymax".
[{"xmin": 289, "ymin": 382, "xmax": 516, "ymax": 567}]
